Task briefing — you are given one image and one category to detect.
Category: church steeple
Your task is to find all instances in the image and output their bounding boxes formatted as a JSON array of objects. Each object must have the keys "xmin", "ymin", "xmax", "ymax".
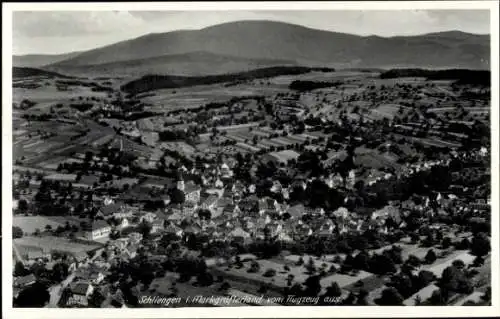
[{"xmin": 176, "ymin": 170, "xmax": 185, "ymax": 191}]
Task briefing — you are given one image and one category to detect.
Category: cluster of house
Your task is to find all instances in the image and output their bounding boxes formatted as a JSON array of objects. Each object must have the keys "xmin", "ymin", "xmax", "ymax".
[{"xmin": 77, "ymin": 165, "xmax": 409, "ymax": 246}]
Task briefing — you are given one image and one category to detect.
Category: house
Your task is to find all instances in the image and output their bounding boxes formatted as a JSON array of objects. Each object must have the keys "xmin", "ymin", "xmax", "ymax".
[
  {"xmin": 231, "ymin": 181, "xmax": 246, "ymax": 196},
  {"xmin": 151, "ymin": 219, "xmax": 164, "ymax": 234},
  {"xmin": 238, "ymin": 196, "xmax": 259, "ymax": 214},
  {"xmin": 68, "ymin": 282, "xmax": 94, "ymax": 306},
  {"xmin": 371, "ymin": 205, "xmax": 401, "ymax": 224},
  {"xmin": 220, "ymin": 163, "xmax": 233, "ymax": 178},
  {"xmin": 214, "ymin": 178, "xmax": 224, "ymax": 189},
  {"xmin": 167, "ymin": 211, "xmax": 183, "ymax": 224},
  {"xmin": 140, "ymin": 212, "xmax": 157, "ymax": 224},
  {"xmin": 75, "ymin": 268, "xmax": 105, "ymax": 285},
  {"xmin": 118, "ymin": 218, "xmax": 130, "ymax": 230},
  {"xmin": 293, "ymin": 224, "xmax": 313, "ymax": 239},
  {"xmin": 223, "ymin": 204, "xmax": 240, "ymax": 216},
  {"xmin": 183, "ymin": 223, "xmax": 202, "ymax": 236},
  {"xmin": 96, "ymin": 203, "xmax": 123, "ymax": 219},
  {"xmin": 277, "ymin": 231, "xmax": 294, "ymax": 242},
  {"xmin": 258, "ymin": 197, "xmax": 279, "ymax": 215},
  {"xmin": 325, "ymin": 173, "xmax": 344, "ymax": 188},
  {"xmin": 229, "ymin": 227, "xmax": 251, "ymax": 243},
  {"xmin": 312, "ymin": 207, "xmax": 325, "ymax": 217},
  {"xmin": 182, "ymin": 201, "xmax": 198, "ymax": 216},
  {"xmin": 128, "ymin": 232, "xmax": 143, "ymax": 244},
  {"xmin": 291, "ymin": 178, "xmax": 307, "ymax": 191},
  {"xmin": 265, "ymin": 222, "xmax": 282, "ymax": 237},
  {"xmin": 216, "ymin": 197, "xmax": 233, "ymax": 210},
  {"xmin": 287, "ymin": 204, "xmax": 305, "ymax": 220},
  {"xmin": 184, "ymin": 182, "xmax": 201, "ymax": 203},
  {"xmin": 201, "ymin": 194, "xmax": 218, "ymax": 211},
  {"xmin": 270, "ymin": 180, "xmax": 283, "ymax": 193},
  {"xmin": 89, "ymin": 271, "xmax": 105, "ymax": 284},
  {"xmin": 14, "ymin": 274, "xmax": 36, "ymax": 288},
  {"xmin": 248, "ymin": 184, "xmax": 256, "ymax": 194},
  {"xmin": 165, "ymin": 224, "xmax": 184, "ymax": 238},
  {"xmin": 85, "ymin": 220, "xmax": 111, "ymax": 241},
  {"xmin": 121, "ymin": 244, "xmax": 138, "ymax": 260}
]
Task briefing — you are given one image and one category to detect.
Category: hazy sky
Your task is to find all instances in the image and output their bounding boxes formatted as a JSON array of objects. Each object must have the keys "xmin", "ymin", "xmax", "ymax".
[{"xmin": 12, "ymin": 10, "xmax": 491, "ymax": 55}]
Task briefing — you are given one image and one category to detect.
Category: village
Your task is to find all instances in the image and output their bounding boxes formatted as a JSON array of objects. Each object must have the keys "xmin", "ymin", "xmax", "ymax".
[{"xmin": 12, "ymin": 67, "xmax": 492, "ymax": 308}]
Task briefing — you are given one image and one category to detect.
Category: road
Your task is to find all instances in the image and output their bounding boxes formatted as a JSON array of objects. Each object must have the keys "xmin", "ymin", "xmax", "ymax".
[
  {"xmin": 47, "ymin": 272, "xmax": 76, "ymax": 308},
  {"xmin": 12, "ymin": 242, "xmax": 26, "ymax": 266}
]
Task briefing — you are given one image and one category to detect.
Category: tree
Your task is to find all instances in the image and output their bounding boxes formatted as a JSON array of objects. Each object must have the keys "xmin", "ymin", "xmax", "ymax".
[
  {"xmin": 424, "ymin": 249, "xmax": 437, "ymax": 264},
  {"xmin": 196, "ymin": 271, "xmax": 214, "ymax": 287},
  {"xmin": 263, "ymin": 268, "xmax": 276, "ymax": 277},
  {"xmin": 14, "ymin": 282, "xmax": 50, "ymax": 307},
  {"xmin": 473, "ymin": 256, "xmax": 485, "ymax": 267},
  {"xmin": 304, "ymin": 275, "xmax": 322, "ymax": 296},
  {"xmin": 88, "ymin": 287, "xmax": 106, "ymax": 307},
  {"xmin": 357, "ymin": 289, "xmax": 369, "ymax": 305},
  {"xmin": 418, "ymin": 270, "xmax": 436, "ymax": 288},
  {"xmin": 296, "ymin": 256, "xmax": 304, "ymax": 266},
  {"xmin": 406, "ymin": 254, "xmax": 421, "ymax": 268},
  {"xmin": 470, "ymin": 232, "xmax": 490, "ymax": 257},
  {"xmin": 305, "ymin": 257, "xmax": 316, "ymax": 274},
  {"xmin": 17, "ymin": 199, "xmax": 29, "ymax": 213},
  {"xmin": 198, "ymin": 209, "xmax": 212, "ymax": 220},
  {"xmin": 51, "ymin": 262, "xmax": 69, "ymax": 282},
  {"xmin": 248, "ymin": 261, "xmax": 261, "ymax": 273},
  {"xmin": 441, "ymin": 237, "xmax": 452, "ymax": 249},
  {"xmin": 429, "ymin": 289, "xmax": 446, "ymax": 305},
  {"xmin": 376, "ymin": 287, "xmax": 404, "ymax": 305},
  {"xmin": 324, "ymin": 281, "xmax": 342, "ymax": 297},
  {"xmin": 219, "ymin": 281, "xmax": 231, "ymax": 292},
  {"xmin": 391, "ymin": 273, "xmax": 414, "ymax": 299},
  {"xmin": 14, "ymin": 261, "xmax": 30, "ymax": 277},
  {"xmin": 452, "ymin": 259, "xmax": 466, "ymax": 270},
  {"xmin": 170, "ymin": 188, "xmax": 185, "ymax": 204},
  {"xmin": 353, "ymin": 251, "xmax": 370, "ymax": 270},
  {"xmin": 13, "ymin": 226, "xmax": 23, "ymax": 239},
  {"xmin": 369, "ymin": 254, "xmax": 396, "ymax": 275},
  {"xmin": 481, "ymin": 286, "xmax": 491, "ymax": 302},
  {"xmin": 138, "ymin": 220, "xmax": 152, "ymax": 238}
]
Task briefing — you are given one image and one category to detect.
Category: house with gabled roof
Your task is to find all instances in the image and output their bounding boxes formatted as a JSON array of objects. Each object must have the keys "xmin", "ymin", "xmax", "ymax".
[
  {"xmin": 223, "ymin": 204, "xmax": 240, "ymax": 216},
  {"xmin": 229, "ymin": 227, "xmax": 251, "ymax": 243},
  {"xmin": 183, "ymin": 181, "xmax": 201, "ymax": 203},
  {"xmin": 183, "ymin": 223, "xmax": 202, "ymax": 236},
  {"xmin": 265, "ymin": 221, "xmax": 283, "ymax": 238},
  {"xmin": 67, "ymin": 282, "xmax": 94, "ymax": 307},
  {"xmin": 85, "ymin": 220, "xmax": 111, "ymax": 241},
  {"xmin": 292, "ymin": 224, "xmax": 313, "ymax": 239},
  {"xmin": 166, "ymin": 211, "xmax": 183, "ymax": 224},
  {"xmin": 151, "ymin": 219, "xmax": 165, "ymax": 234},
  {"xmin": 140, "ymin": 212, "xmax": 158, "ymax": 224},
  {"xmin": 258, "ymin": 197, "xmax": 279, "ymax": 216},
  {"xmin": 231, "ymin": 181, "xmax": 246, "ymax": 196},
  {"xmin": 201, "ymin": 194, "xmax": 219, "ymax": 211},
  {"xmin": 165, "ymin": 224, "xmax": 183, "ymax": 238}
]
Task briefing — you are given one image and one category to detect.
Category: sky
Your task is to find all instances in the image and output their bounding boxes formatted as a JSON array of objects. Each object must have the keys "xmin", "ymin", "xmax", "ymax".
[{"xmin": 12, "ymin": 10, "xmax": 491, "ymax": 55}]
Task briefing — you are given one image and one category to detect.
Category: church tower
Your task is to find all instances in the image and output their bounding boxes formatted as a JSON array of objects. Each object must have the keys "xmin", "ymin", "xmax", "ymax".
[{"xmin": 176, "ymin": 171, "xmax": 185, "ymax": 191}]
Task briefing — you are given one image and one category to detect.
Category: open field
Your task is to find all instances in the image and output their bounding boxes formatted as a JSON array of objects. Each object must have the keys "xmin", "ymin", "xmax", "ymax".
[
  {"xmin": 13, "ymin": 216, "xmax": 67, "ymax": 234},
  {"xmin": 14, "ymin": 236, "xmax": 102, "ymax": 254}
]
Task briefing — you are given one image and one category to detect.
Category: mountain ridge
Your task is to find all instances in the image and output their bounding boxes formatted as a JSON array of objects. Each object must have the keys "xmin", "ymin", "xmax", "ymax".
[{"xmin": 14, "ymin": 20, "xmax": 490, "ymax": 75}]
